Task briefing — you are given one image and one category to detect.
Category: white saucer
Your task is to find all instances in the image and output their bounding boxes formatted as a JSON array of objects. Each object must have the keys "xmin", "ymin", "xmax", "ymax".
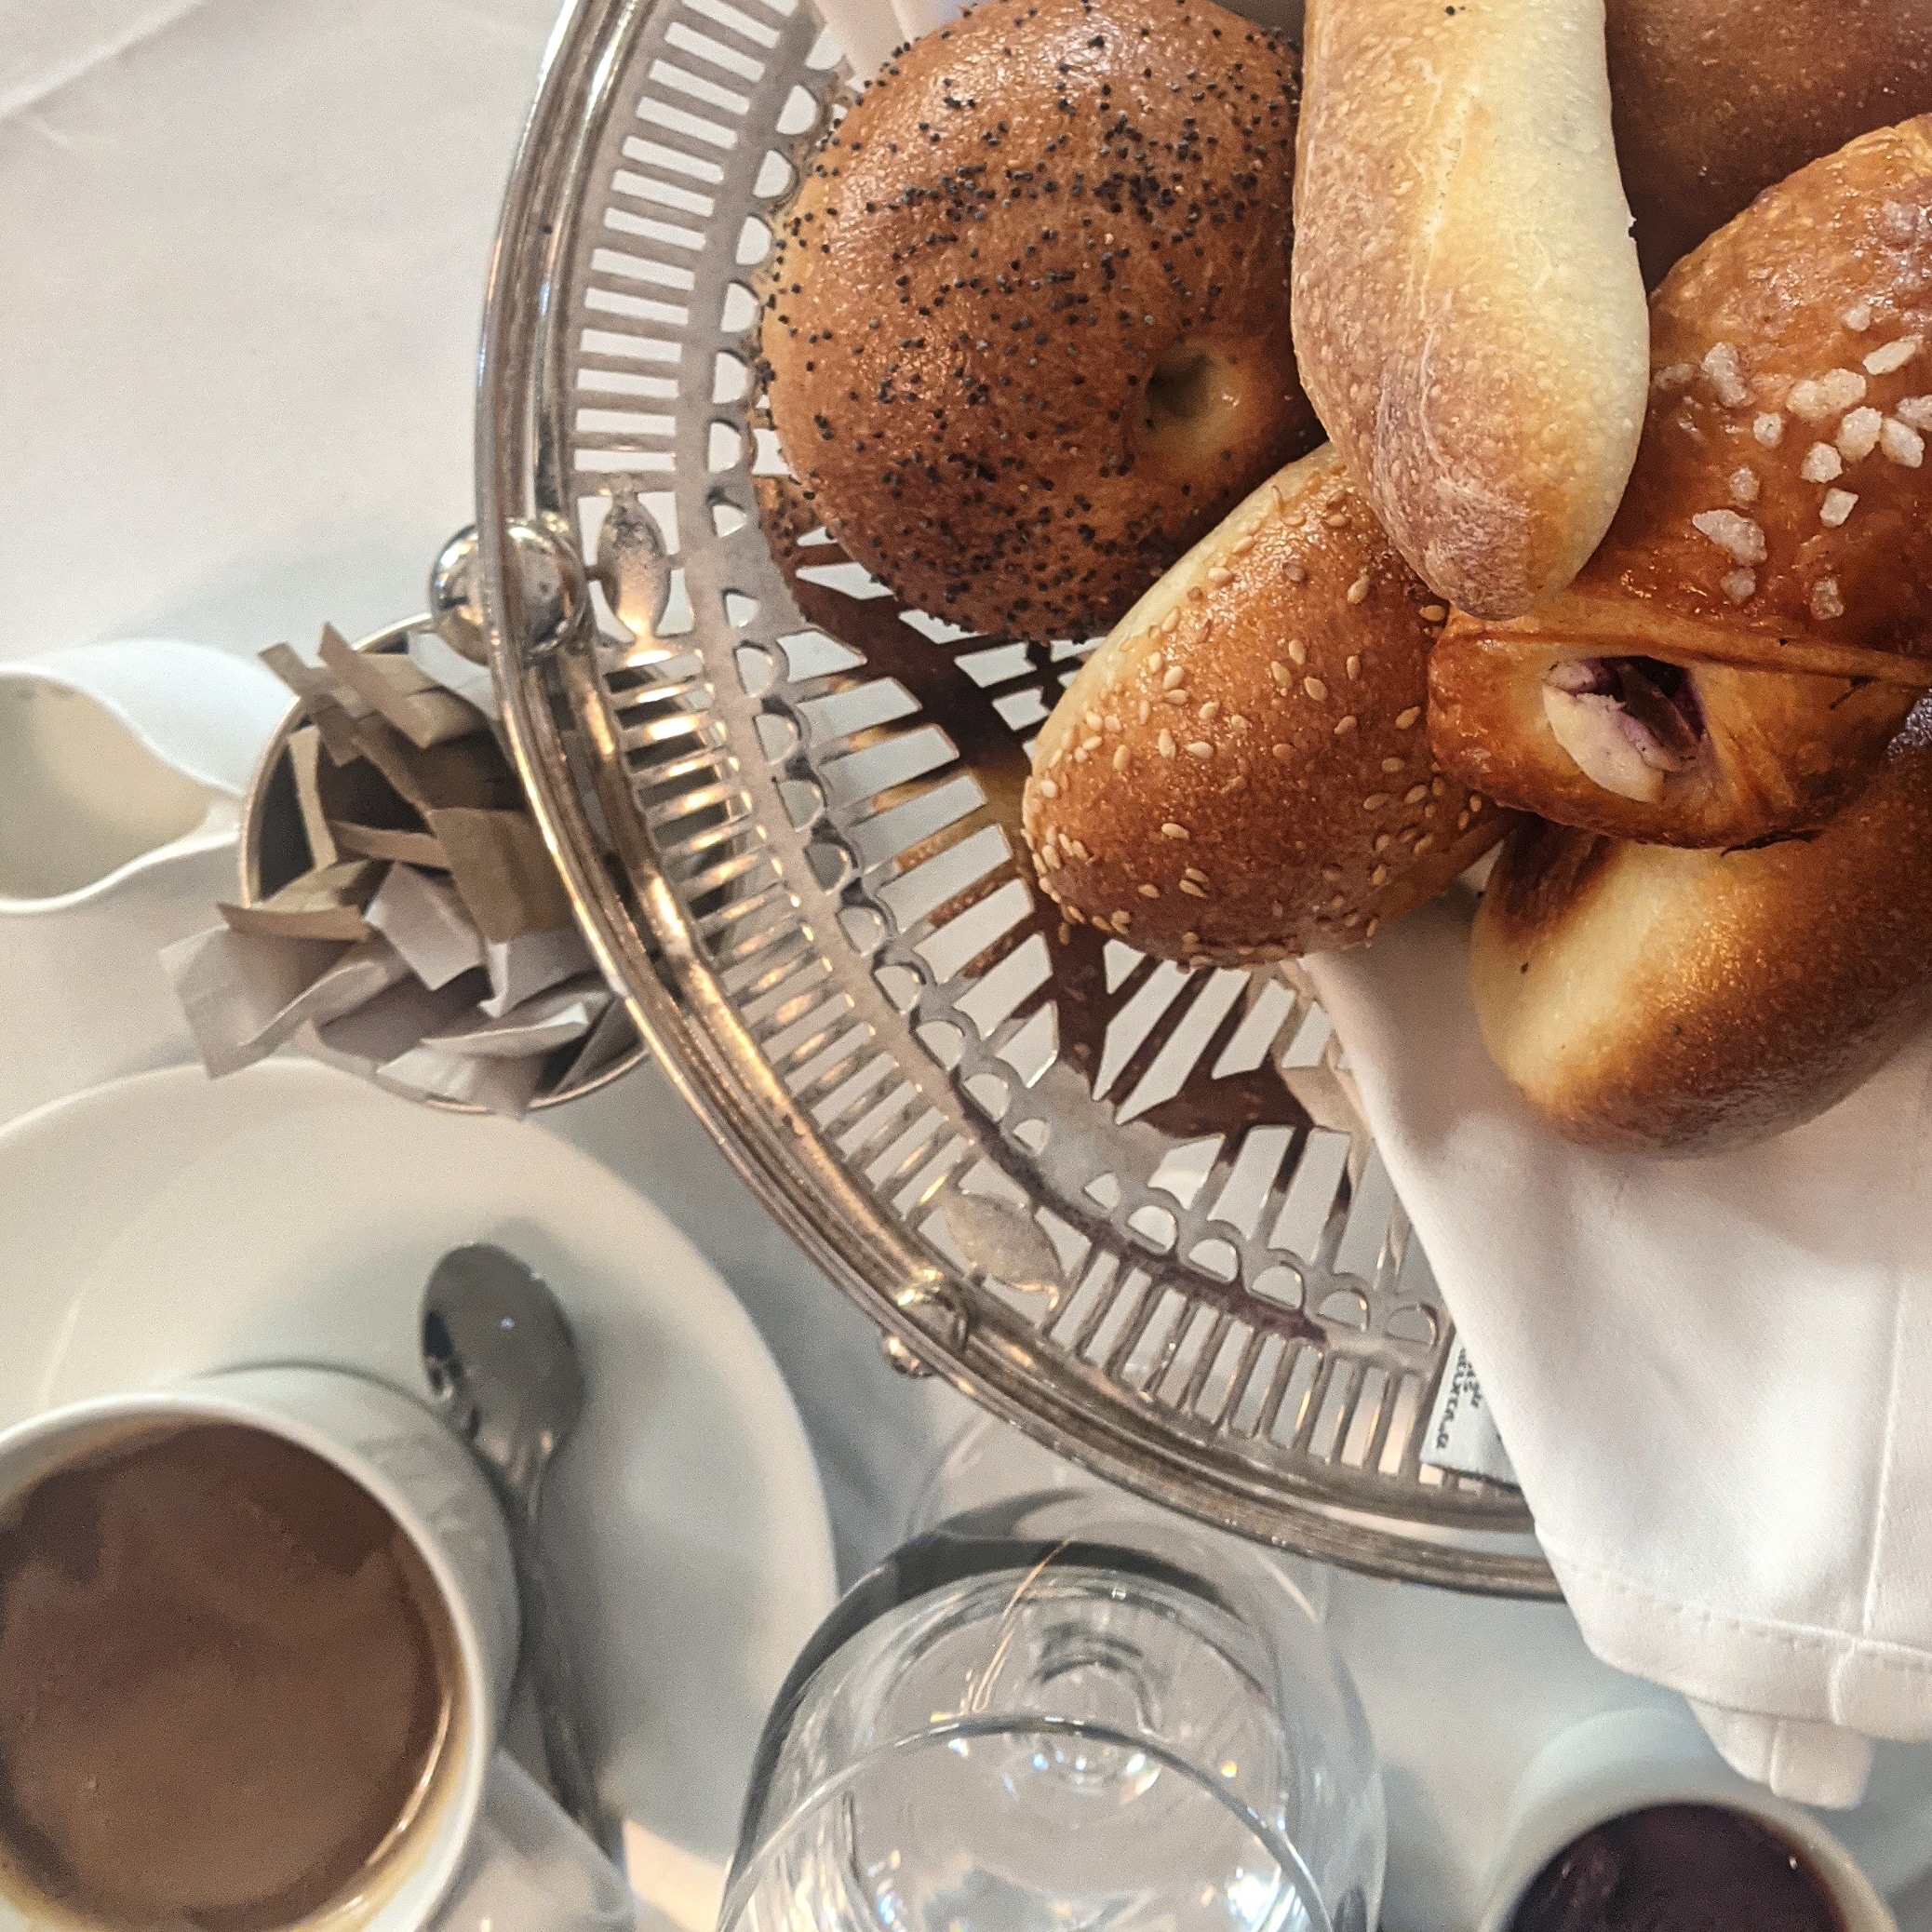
[{"xmin": 0, "ymin": 1057, "xmax": 839, "ymax": 1886}]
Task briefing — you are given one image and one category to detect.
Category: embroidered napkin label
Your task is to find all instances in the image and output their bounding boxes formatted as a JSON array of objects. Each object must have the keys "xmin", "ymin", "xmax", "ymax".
[{"xmin": 1421, "ymin": 1342, "xmax": 1519, "ymax": 1488}]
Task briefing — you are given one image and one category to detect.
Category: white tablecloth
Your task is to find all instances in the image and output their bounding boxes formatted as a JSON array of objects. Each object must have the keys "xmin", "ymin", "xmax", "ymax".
[{"xmin": 5, "ymin": 0, "xmax": 1929, "ymax": 1922}]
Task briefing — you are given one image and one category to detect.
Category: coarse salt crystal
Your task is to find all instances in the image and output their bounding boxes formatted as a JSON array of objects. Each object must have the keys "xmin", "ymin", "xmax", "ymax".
[
  {"xmin": 1728, "ymin": 466, "xmax": 1760, "ymax": 504},
  {"xmin": 1883, "ymin": 417, "xmax": 1925, "ymax": 466},
  {"xmin": 1812, "ymin": 577, "xmax": 1845, "ymax": 619},
  {"xmin": 1820, "ymin": 488, "xmax": 1858, "ymax": 527},
  {"xmin": 1801, "ymin": 442, "xmax": 1843, "ymax": 482},
  {"xmin": 1721, "ymin": 570, "xmax": 1757, "ymax": 603},
  {"xmin": 1865, "ymin": 336, "xmax": 1921, "ymax": 376},
  {"xmin": 1691, "ymin": 509, "xmax": 1766, "ymax": 563},
  {"xmin": 1837, "ymin": 407, "xmax": 1884, "ymax": 460},
  {"xmin": 1843, "ymin": 302, "xmax": 1873, "ymax": 332},
  {"xmin": 1897, "ymin": 396, "xmax": 1932, "ymax": 432},
  {"xmin": 1702, "ymin": 342, "xmax": 1751, "ymax": 407},
  {"xmin": 1753, "ymin": 412, "xmax": 1785, "ymax": 447}
]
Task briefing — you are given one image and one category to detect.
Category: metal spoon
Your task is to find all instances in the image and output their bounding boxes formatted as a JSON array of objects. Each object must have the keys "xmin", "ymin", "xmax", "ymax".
[{"xmin": 421, "ymin": 1242, "xmax": 617, "ymax": 1858}]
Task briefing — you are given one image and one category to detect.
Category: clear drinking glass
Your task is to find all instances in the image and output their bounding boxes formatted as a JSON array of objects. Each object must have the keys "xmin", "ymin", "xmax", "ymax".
[{"xmin": 720, "ymin": 1428, "xmax": 1385, "ymax": 1932}]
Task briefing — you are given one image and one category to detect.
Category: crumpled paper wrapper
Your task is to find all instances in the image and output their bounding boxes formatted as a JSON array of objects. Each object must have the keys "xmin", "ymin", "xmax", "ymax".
[{"xmin": 162, "ymin": 624, "xmax": 640, "ymax": 1116}]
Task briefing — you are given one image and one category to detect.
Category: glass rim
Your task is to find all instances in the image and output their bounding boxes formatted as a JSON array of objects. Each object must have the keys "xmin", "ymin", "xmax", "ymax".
[{"xmin": 718, "ymin": 1711, "xmax": 1334, "ymax": 1932}]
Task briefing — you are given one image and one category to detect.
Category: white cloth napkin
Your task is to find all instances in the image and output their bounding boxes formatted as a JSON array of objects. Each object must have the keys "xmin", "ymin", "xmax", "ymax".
[{"xmin": 1305, "ymin": 888, "xmax": 1932, "ymax": 1809}]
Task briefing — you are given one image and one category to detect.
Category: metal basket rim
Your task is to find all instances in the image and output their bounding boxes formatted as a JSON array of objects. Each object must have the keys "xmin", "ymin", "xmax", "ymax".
[{"xmin": 472, "ymin": 0, "xmax": 1558, "ymax": 1598}]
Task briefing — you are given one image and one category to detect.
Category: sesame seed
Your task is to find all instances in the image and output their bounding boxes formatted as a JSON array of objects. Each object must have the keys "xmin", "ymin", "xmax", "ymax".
[
  {"xmin": 1040, "ymin": 842, "xmax": 1060, "ymax": 869},
  {"xmin": 1304, "ymin": 676, "xmax": 1328, "ymax": 701},
  {"xmin": 1178, "ymin": 879, "xmax": 1206, "ymax": 897},
  {"xmin": 1271, "ymin": 743, "xmax": 1293, "ymax": 761},
  {"xmin": 1186, "ymin": 585, "xmax": 1205, "ymax": 604},
  {"xmin": 1457, "ymin": 811, "xmax": 1470, "ymax": 831},
  {"xmin": 1329, "ymin": 893, "xmax": 1347, "ymax": 911},
  {"xmin": 1364, "ymin": 919, "xmax": 1379, "ymax": 941},
  {"xmin": 1184, "ymin": 868, "xmax": 1209, "ymax": 887},
  {"xmin": 1334, "ymin": 715, "xmax": 1358, "ymax": 736},
  {"xmin": 1164, "ymin": 690, "xmax": 1189, "ymax": 706},
  {"xmin": 1162, "ymin": 664, "xmax": 1185, "ymax": 691},
  {"xmin": 1207, "ymin": 566, "xmax": 1234, "ymax": 586},
  {"xmin": 1105, "ymin": 716, "xmax": 1120, "ymax": 733},
  {"xmin": 1346, "ymin": 574, "xmax": 1372, "ymax": 605},
  {"xmin": 1413, "ymin": 834, "xmax": 1435, "ymax": 854},
  {"xmin": 1324, "ymin": 509, "xmax": 1348, "ymax": 529},
  {"xmin": 1069, "ymin": 839, "xmax": 1091, "ymax": 862},
  {"xmin": 1370, "ymin": 865, "xmax": 1389, "ymax": 886},
  {"xmin": 1114, "ymin": 745, "xmax": 1131, "ymax": 772},
  {"xmin": 1228, "ymin": 714, "xmax": 1250, "ymax": 731},
  {"xmin": 1801, "ymin": 441, "xmax": 1843, "ymax": 482},
  {"xmin": 1721, "ymin": 569, "xmax": 1757, "ymax": 603},
  {"xmin": 1363, "ymin": 793, "xmax": 1389, "ymax": 810},
  {"xmin": 1268, "ymin": 660, "xmax": 1291, "ymax": 686},
  {"xmin": 1898, "ymin": 396, "xmax": 1932, "ymax": 431},
  {"xmin": 1058, "ymin": 833, "xmax": 1074, "ymax": 854},
  {"xmin": 1186, "ymin": 740, "xmax": 1214, "ymax": 759},
  {"xmin": 1039, "ymin": 778, "xmax": 1059, "ymax": 798},
  {"xmin": 1753, "ymin": 411, "xmax": 1785, "ymax": 447},
  {"xmin": 1382, "ymin": 757, "xmax": 1404, "ymax": 773},
  {"xmin": 1838, "ymin": 407, "xmax": 1883, "ymax": 460},
  {"xmin": 1137, "ymin": 699, "xmax": 1151, "ymax": 724},
  {"xmin": 1161, "ymin": 822, "xmax": 1188, "ymax": 839},
  {"xmin": 1147, "ymin": 651, "xmax": 1164, "ymax": 674},
  {"xmin": 1287, "ymin": 639, "xmax": 1308, "ymax": 665},
  {"xmin": 1282, "ymin": 560, "xmax": 1307, "ymax": 584},
  {"xmin": 1728, "ymin": 466, "xmax": 1760, "ymax": 504},
  {"xmin": 1865, "ymin": 337, "xmax": 1921, "ymax": 376},
  {"xmin": 1181, "ymin": 932, "xmax": 1200, "ymax": 948},
  {"xmin": 1691, "ymin": 510, "xmax": 1766, "ymax": 564},
  {"xmin": 1844, "ymin": 303, "xmax": 1872, "ymax": 332},
  {"xmin": 1702, "ymin": 342, "xmax": 1750, "ymax": 407},
  {"xmin": 1139, "ymin": 882, "xmax": 1160, "ymax": 898},
  {"xmin": 1821, "ymin": 488, "xmax": 1858, "ymax": 527},
  {"xmin": 1321, "ymin": 866, "xmax": 1342, "ymax": 883},
  {"xmin": 1080, "ymin": 735, "xmax": 1102, "ymax": 753},
  {"xmin": 1111, "ymin": 910, "xmax": 1132, "ymax": 932},
  {"xmin": 1404, "ymin": 784, "xmax": 1429, "ymax": 804},
  {"xmin": 1083, "ymin": 711, "xmax": 1101, "ymax": 731},
  {"xmin": 1395, "ymin": 706, "xmax": 1421, "ymax": 730},
  {"xmin": 1419, "ymin": 603, "xmax": 1448, "ymax": 624},
  {"xmin": 1346, "ymin": 654, "xmax": 1362, "ymax": 680},
  {"xmin": 1652, "ymin": 361, "xmax": 1694, "ymax": 392},
  {"xmin": 1157, "ymin": 729, "xmax": 1175, "ymax": 758},
  {"xmin": 1374, "ymin": 833, "xmax": 1392, "ymax": 852},
  {"xmin": 1231, "ymin": 535, "xmax": 1255, "ymax": 557},
  {"xmin": 1469, "ymin": 796, "xmax": 1484, "ymax": 812},
  {"xmin": 1198, "ymin": 700, "xmax": 1220, "ymax": 724},
  {"xmin": 1161, "ymin": 609, "xmax": 1180, "ymax": 634},
  {"xmin": 1883, "ymin": 417, "xmax": 1925, "ymax": 466},
  {"xmin": 1811, "ymin": 577, "xmax": 1845, "ymax": 619}
]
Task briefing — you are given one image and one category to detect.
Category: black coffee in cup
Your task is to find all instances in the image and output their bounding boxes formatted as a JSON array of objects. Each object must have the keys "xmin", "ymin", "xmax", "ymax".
[
  {"xmin": 0, "ymin": 1420, "xmax": 458, "ymax": 1931},
  {"xmin": 1509, "ymin": 1803, "xmax": 1844, "ymax": 1932}
]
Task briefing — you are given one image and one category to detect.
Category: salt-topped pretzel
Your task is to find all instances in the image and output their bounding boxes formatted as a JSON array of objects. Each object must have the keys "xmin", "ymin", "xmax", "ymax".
[{"xmin": 1430, "ymin": 116, "xmax": 1932, "ymax": 849}]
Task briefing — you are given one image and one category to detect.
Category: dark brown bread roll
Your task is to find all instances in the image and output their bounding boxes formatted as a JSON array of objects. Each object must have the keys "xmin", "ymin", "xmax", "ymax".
[
  {"xmin": 1430, "ymin": 117, "xmax": 1932, "ymax": 851},
  {"xmin": 1471, "ymin": 706, "xmax": 1932, "ymax": 1158},
  {"xmin": 1022, "ymin": 445, "xmax": 1502, "ymax": 965},
  {"xmin": 760, "ymin": 0, "xmax": 1322, "ymax": 639},
  {"xmin": 1607, "ymin": 0, "xmax": 1932, "ymax": 284}
]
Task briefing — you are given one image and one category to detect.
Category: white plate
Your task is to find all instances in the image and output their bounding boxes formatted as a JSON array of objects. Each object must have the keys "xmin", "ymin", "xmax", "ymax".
[{"xmin": 0, "ymin": 1057, "xmax": 839, "ymax": 1878}]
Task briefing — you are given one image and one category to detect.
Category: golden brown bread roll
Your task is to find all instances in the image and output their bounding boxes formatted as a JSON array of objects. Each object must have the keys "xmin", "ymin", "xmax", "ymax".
[
  {"xmin": 760, "ymin": 0, "xmax": 1322, "ymax": 639},
  {"xmin": 1430, "ymin": 116, "xmax": 1932, "ymax": 850},
  {"xmin": 1020, "ymin": 445, "xmax": 1504, "ymax": 965},
  {"xmin": 1607, "ymin": 0, "xmax": 1932, "ymax": 284},
  {"xmin": 1472, "ymin": 706, "xmax": 1932, "ymax": 1158},
  {"xmin": 1289, "ymin": 0, "xmax": 1649, "ymax": 621}
]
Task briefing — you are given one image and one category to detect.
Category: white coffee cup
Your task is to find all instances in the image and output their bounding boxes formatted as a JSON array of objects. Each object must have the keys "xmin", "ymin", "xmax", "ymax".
[
  {"xmin": 1476, "ymin": 1706, "xmax": 1895, "ymax": 1932},
  {"xmin": 0, "ymin": 1366, "xmax": 637, "ymax": 1932}
]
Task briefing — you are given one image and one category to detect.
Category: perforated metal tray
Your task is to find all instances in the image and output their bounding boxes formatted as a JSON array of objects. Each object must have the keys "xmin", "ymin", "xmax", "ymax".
[{"xmin": 473, "ymin": 0, "xmax": 1554, "ymax": 1593}]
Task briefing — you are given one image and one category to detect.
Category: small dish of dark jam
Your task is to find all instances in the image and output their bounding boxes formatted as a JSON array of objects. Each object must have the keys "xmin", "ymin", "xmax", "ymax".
[{"xmin": 1509, "ymin": 1804, "xmax": 1845, "ymax": 1932}]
